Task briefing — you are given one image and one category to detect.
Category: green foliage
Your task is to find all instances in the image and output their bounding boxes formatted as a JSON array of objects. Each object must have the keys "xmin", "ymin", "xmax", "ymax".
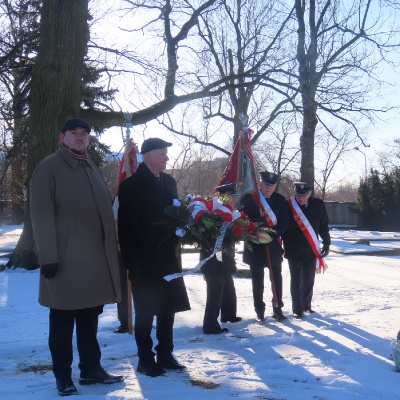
[
  {"xmin": 357, "ymin": 167, "xmax": 400, "ymax": 230},
  {"xmin": 87, "ymin": 136, "xmax": 112, "ymax": 167}
]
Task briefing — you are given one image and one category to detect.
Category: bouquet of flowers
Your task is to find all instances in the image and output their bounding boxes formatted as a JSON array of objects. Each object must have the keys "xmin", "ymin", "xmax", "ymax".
[{"xmin": 160, "ymin": 194, "xmax": 275, "ymax": 256}]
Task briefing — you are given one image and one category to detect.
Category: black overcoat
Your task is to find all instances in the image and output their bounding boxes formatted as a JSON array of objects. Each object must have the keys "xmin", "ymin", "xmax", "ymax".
[
  {"xmin": 118, "ymin": 162, "xmax": 190, "ymax": 315},
  {"xmin": 241, "ymin": 191, "xmax": 289, "ymax": 267},
  {"xmin": 282, "ymin": 197, "xmax": 331, "ymax": 262}
]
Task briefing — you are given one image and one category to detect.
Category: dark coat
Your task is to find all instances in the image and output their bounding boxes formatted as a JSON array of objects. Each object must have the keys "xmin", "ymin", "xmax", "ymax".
[
  {"xmin": 241, "ymin": 191, "xmax": 289, "ymax": 267},
  {"xmin": 282, "ymin": 197, "xmax": 331, "ymax": 262},
  {"xmin": 30, "ymin": 149, "xmax": 121, "ymax": 310},
  {"xmin": 117, "ymin": 162, "xmax": 190, "ymax": 315},
  {"xmin": 200, "ymin": 247, "xmax": 237, "ymax": 276}
]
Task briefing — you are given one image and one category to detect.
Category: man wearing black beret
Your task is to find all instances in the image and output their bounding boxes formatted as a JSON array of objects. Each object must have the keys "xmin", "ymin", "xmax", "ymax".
[
  {"xmin": 241, "ymin": 171, "xmax": 289, "ymax": 323},
  {"xmin": 30, "ymin": 118, "xmax": 123, "ymax": 396},
  {"xmin": 200, "ymin": 183, "xmax": 242, "ymax": 334},
  {"xmin": 282, "ymin": 182, "xmax": 331, "ymax": 318},
  {"xmin": 118, "ymin": 137, "xmax": 190, "ymax": 377}
]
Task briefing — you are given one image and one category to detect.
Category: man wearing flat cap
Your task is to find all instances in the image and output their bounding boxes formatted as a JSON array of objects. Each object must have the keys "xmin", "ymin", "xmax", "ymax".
[
  {"xmin": 241, "ymin": 171, "xmax": 289, "ymax": 323},
  {"xmin": 118, "ymin": 137, "xmax": 190, "ymax": 377},
  {"xmin": 200, "ymin": 183, "xmax": 242, "ymax": 334},
  {"xmin": 30, "ymin": 118, "xmax": 123, "ymax": 396},
  {"xmin": 282, "ymin": 182, "xmax": 331, "ymax": 318}
]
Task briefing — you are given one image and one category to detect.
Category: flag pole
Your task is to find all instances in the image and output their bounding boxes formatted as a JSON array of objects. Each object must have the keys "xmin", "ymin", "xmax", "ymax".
[
  {"xmin": 122, "ymin": 113, "xmax": 134, "ymax": 335},
  {"xmin": 238, "ymin": 114, "xmax": 279, "ymax": 307}
]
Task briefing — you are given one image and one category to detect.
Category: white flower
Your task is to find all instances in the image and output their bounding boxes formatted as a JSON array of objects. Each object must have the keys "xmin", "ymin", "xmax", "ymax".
[
  {"xmin": 173, "ymin": 198, "xmax": 182, "ymax": 207},
  {"xmin": 175, "ymin": 228, "xmax": 186, "ymax": 237},
  {"xmin": 186, "ymin": 194, "xmax": 193, "ymax": 203}
]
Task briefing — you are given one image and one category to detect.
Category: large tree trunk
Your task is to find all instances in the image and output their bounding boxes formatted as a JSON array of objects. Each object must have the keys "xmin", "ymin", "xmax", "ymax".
[
  {"xmin": 295, "ymin": 0, "xmax": 319, "ymax": 187},
  {"xmin": 10, "ymin": 69, "xmax": 27, "ymax": 225},
  {"xmin": 7, "ymin": 0, "xmax": 89, "ymax": 269},
  {"xmin": 299, "ymin": 93, "xmax": 318, "ymax": 185}
]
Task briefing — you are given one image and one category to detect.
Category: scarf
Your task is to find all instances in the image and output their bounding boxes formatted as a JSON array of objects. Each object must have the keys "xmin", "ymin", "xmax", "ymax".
[{"xmin": 59, "ymin": 141, "xmax": 88, "ymax": 162}]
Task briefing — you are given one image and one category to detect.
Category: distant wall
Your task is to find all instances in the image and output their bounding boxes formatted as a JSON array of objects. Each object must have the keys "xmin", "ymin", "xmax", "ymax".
[{"xmin": 324, "ymin": 201, "xmax": 358, "ymax": 228}]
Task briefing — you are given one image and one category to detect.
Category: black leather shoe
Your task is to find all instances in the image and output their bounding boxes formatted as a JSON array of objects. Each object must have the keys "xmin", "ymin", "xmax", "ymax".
[
  {"xmin": 137, "ymin": 359, "xmax": 166, "ymax": 377},
  {"xmin": 304, "ymin": 308, "xmax": 315, "ymax": 313},
  {"xmin": 114, "ymin": 324, "xmax": 129, "ymax": 333},
  {"xmin": 203, "ymin": 327, "xmax": 228, "ymax": 334},
  {"xmin": 157, "ymin": 354, "xmax": 186, "ymax": 370},
  {"xmin": 79, "ymin": 368, "xmax": 124, "ymax": 385},
  {"xmin": 293, "ymin": 309, "xmax": 304, "ymax": 319},
  {"xmin": 221, "ymin": 316, "xmax": 242, "ymax": 323},
  {"xmin": 272, "ymin": 307, "xmax": 287, "ymax": 322},
  {"xmin": 56, "ymin": 379, "xmax": 78, "ymax": 396},
  {"xmin": 256, "ymin": 312, "xmax": 265, "ymax": 322}
]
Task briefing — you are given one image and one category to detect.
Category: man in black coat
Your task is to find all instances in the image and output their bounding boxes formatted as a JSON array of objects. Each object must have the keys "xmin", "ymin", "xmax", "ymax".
[
  {"xmin": 282, "ymin": 182, "xmax": 331, "ymax": 318},
  {"xmin": 241, "ymin": 171, "xmax": 289, "ymax": 322},
  {"xmin": 118, "ymin": 138, "xmax": 191, "ymax": 377}
]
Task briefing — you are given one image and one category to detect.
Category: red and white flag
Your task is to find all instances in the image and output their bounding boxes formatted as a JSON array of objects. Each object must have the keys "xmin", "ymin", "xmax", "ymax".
[
  {"xmin": 112, "ymin": 139, "xmax": 138, "ymax": 219},
  {"xmin": 217, "ymin": 128, "xmax": 259, "ymax": 205}
]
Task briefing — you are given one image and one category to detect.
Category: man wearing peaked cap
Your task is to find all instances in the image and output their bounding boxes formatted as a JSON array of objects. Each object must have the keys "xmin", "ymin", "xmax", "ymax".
[
  {"xmin": 282, "ymin": 181, "xmax": 331, "ymax": 318},
  {"xmin": 118, "ymin": 137, "xmax": 190, "ymax": 377},
  {"xmin": 294, "ymin": 182, "xmax": 312, "ymax": 196},
  {"xmin": 260, "ymin": 171, "xmax": 279, "ymax": 185},
  {"xmin": 200, "ymin": 181, "xmax": 242, "ymax": 334},
  {"xmin": 140, "ymin": 138, "xmax": 172, "ymax": 154},
  {"xmin": 241, "ymin": 171, "xmax": 289, "ymax": 323},
  {"xmin": 214, "ymin": 182, "xmax": 237, "ymax": 195}
]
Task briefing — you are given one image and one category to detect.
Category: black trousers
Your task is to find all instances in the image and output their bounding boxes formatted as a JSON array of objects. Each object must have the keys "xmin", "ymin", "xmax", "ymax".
[
  {"xmin": 48, "ymin": 306, "xmax": 103, "ymax": 380},
  {"xmin": 132, "ymin": 280, "xmax": 175, "ymax": 361},
  {"xmin": 287, "ymin": 258, "xmax": 316, "ymax": 312},
  {"xmin": 249, "ymin": 246, "xmax": 284, "ymax": 315},
  {"xmin": 203, "ymin": 273, "xmax": 237, "ymax": 332}
]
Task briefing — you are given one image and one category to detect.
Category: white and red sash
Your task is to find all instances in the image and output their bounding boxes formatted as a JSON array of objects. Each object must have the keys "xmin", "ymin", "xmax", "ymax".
[
  {"xmin": 258, "ymin": 189, "xmax": 277, "ymax": 227},
  {"xmin": 287, "ymin": 196, "xmax": 327, "ymax": 273},
  {"xmin": 257, "ymin": 189, "xmax": 283, "ymax": 248}
]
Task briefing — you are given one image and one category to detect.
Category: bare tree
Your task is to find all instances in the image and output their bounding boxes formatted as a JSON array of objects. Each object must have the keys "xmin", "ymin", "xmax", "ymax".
[
  {"xmin": 314, "ymin": 128, "xmax": 357, "ymax": 199},
  {"xmin": 293, "ymin": 0, "xmax": 400, "ymax": 184},
  {"xmin": 377, "ymin": 138, "xmax": 400, "ymax": 173}
]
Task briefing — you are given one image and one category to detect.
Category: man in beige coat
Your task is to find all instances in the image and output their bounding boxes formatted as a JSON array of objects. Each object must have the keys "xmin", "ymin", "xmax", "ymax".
[{"xmin": 30, "ymin": 118, "xmax": 123, "ymax": 397}]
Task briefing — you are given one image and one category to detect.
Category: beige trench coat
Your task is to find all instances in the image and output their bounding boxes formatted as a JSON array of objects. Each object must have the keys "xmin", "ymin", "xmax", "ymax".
[{"xmin": 30, "ymin": 149, "xmax": 121, "ymax": 310}]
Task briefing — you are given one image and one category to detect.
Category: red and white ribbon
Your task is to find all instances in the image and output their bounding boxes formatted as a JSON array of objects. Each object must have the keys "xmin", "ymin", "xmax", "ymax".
[
  {"xmin": 287, "ymin": 197, "xmax": 327, "ymax": 273},
  {"xmin": 164, "ymin": 197, "xmax": 241, "ymax": 281}
]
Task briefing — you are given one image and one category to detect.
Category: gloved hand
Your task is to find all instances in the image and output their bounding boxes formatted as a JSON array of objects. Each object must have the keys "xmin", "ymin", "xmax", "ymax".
[
  {"xmin": 321, "ymin": 245, "xmax": 330, "ymax": 258},
  {"xmin": 40, "ymin": 263, "xmax": 58, "ymax": 279},
  {"xmin": 269, "ymin": 230, "xmax": 278, "ymax": 241}
]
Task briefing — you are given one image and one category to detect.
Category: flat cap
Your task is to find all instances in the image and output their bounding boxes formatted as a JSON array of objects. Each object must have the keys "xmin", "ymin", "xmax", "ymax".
[
  {"xmin": 215, "ymin": 182, "xmax": 237, "ymax": 195},
  {"xmin": 260, "ymin": 171, "xmax": 279, "ymax": 185},
  {"xmin": 294, "ymin": 182, "xmax": 312, "ymax": 196},
  {"xmin": 141, "ymin": 138, "xmax": 172, "ymax": 154},
  {"xmin": 61, "ymin": 118, "xmax": 91, "ymax": 133}
]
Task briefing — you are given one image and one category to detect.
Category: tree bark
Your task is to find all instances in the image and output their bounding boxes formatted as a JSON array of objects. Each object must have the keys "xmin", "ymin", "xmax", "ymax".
[{"xmin": 7, "ymin": 0, "xmax": 89, "ymax": 269}]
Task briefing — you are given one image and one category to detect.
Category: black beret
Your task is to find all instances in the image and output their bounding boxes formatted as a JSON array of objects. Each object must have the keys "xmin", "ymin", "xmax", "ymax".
[
  {"xmin": 61, "ymin": 118, "xmax": 91, "ymax": 133},
  {"xmin": 294, "ymin": 182, "xmax": 312, "ymax": 196},
  {"xmin": 260, "ymin": 171, "xmax": 279, "ymax": 185},
  {"xmin": 215, "ymin": 182, "xmax": 237, "ymax": 195},
  {"xmin": 141, "ymin": 138, "xmax": 172, "ymax": 154}
]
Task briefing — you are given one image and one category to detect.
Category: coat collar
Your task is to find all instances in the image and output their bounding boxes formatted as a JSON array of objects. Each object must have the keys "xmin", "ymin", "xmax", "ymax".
[{"xmin": 56, "ymin": 148, "xmax": 96, "ymax": 170}]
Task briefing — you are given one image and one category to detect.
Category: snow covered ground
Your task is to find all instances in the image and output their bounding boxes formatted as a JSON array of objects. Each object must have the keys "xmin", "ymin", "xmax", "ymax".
[{"xmin": 1, "ymin": 225, "xmax": 400, "ymax": 400}]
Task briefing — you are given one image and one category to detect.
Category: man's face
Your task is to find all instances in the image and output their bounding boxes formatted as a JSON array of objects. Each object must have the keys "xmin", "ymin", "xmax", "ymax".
[
  {"xmin": 60, "ymin": 127, "xmax": 89, "ymax": 152},
  {"xmin": 225, "ymin": 194, "xmax": 237, "ymax": 206},
  {"xmin": 145, "ymin": 147, "xmax": 169, "ymax": 174},
  {"xmin": 260, "ymin": 181, "xmax": 276, "ymax": 198},
  {"xmin": 295, "ymin": 192, "xmax": 311, "ymax": 206}
]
